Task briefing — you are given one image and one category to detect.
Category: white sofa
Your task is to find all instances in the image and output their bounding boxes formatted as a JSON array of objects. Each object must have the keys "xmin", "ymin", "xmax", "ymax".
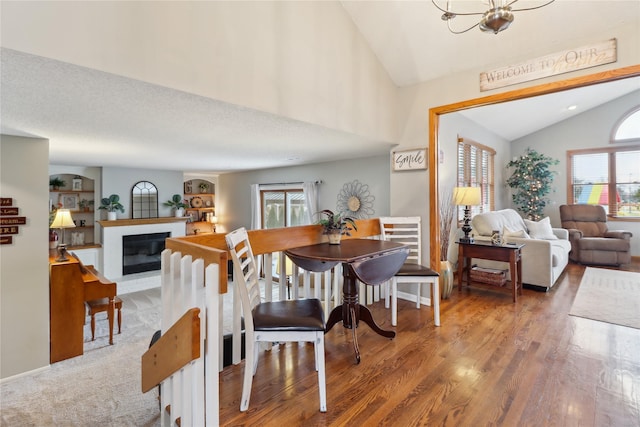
[{"xmin": 468, "ymin": 209, "xmax": 571, "ymax": 290}]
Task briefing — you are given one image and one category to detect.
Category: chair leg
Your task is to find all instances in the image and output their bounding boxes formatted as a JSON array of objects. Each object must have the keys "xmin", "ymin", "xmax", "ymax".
[
  {"xmin": 391, "ymin": 279, "xmax": 398, "ymax": 327},
  {"xmin": 240, "ymin": 338, "xmax": 255, "ymax": 411},
  {"xmin": 384, "ymin": 280, "xmax": 390, "ymax": 309},
  {"xmin": 316, "ymin": 333, "xmax": 327, "ymax": 412},
  {"xmin": 90, "ymin": 314, "xmax": 96, "ymax": 341},
  {"xmin": 117, "ymin": 306, "xmax": 122, "ymax": 334},
  {"xmin": 432, "ymin": 279, "xmax": 441, "ymax": 327}
]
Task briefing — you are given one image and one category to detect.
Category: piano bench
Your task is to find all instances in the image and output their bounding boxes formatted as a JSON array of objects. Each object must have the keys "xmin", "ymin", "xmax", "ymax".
[{"xmin": 87, "ymin": 297, "xmax": 122, "ymax": 342}]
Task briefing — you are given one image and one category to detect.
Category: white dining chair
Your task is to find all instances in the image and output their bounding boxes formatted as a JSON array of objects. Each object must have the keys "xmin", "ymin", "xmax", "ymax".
[
  {"xmin": 379, "ymin": 217, "xmax": 440, "ymax": 327},
  {"xmin": 225, "ymin": 227, "xmax": 327, "ymax": 412}
]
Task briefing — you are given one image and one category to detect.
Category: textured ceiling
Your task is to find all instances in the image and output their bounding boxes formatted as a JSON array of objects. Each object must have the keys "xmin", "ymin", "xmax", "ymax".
[{"xmin": 1, "ymin": 1, "xmax": 639, "ymax": 173}]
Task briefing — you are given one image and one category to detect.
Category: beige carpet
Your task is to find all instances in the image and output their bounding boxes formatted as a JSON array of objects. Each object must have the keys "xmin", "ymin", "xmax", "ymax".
[
  {"xmin": 570, "ymin": 267, "xmax": 640, "ymax": 329},
  {"xmin": 0, "ymin": 288, "xmax": 163, "ymax": 427}
]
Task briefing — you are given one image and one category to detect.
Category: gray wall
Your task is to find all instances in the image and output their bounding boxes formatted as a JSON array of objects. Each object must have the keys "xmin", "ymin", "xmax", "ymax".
[
  {"xmin": 217, "ymin": 155, "xmax": 390, "ymax": 233},
  {"xmin": 1, "ymin": 135, "xmax": 50, "ymax": 379},
  {"xmin": 101, "ymin": 167, "xmax": 185, "ymax": 219},
  {"xmin": 512, "ymin": 90, "xmax": 640, "ymax": 255}
]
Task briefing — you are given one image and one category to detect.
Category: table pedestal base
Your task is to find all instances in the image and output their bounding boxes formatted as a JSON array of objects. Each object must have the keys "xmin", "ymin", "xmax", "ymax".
[{"xmin": 325, "ymin": 263, "xmax": 395, "ymax": 364}]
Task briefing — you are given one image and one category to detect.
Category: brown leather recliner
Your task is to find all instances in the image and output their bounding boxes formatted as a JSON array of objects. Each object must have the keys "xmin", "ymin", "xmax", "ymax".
[{"xmin": 559, "ymin": 204, "xmax": 633, "ymax": 266}]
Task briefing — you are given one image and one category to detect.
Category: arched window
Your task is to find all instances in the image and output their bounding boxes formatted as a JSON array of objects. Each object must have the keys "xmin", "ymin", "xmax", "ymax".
[
  {"xmin": 611, "ymin": 106, "xmax": 640, "ymax": 144},
  {"xmin": 131, "ymin": 181, "xmax": 158, "ymax": 219}
]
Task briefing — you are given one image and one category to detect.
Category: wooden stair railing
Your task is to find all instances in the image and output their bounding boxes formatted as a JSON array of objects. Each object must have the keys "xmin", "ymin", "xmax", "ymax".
[{"xmin": 141, "ymin": 308, "xmax": 201, "ymax": 394}]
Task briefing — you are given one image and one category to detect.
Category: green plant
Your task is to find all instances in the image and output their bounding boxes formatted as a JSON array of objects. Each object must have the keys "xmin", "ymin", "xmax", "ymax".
[
  {"xmin": 316, "ymin": 209, "xmax": 357, "ymax": 236},
  {"xmin": 163, "ymin": 194, "xmax": 187, "ymax": 209},
  {"xmin": 506, "ymin": 148, "xmax": 559, "ymax": 221},
  {"xmin": 49, "ymin": 177, "xmax": 65, "ymax": 189},
  {"xmin": 198, "ymin": 182, "xmax": 209, "ymax": 192},
  {"xmin": 79, "ymin": 199, "xmax": 94, "ymax": 210},
  {"xmin": 98, "ymin": 194, "xmax": 125, "ymax": 213}
]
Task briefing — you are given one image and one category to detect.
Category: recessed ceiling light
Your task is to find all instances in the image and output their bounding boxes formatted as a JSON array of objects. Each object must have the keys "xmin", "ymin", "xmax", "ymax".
[{"xmin": 567, "ymin": 105, "xmax": 577, "ymax": 111}]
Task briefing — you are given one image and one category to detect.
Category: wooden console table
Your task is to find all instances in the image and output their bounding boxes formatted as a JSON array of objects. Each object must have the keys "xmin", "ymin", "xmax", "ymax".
[{"xmin": 457, "ymin": 241, "xmax": 524, "ymax": 302}]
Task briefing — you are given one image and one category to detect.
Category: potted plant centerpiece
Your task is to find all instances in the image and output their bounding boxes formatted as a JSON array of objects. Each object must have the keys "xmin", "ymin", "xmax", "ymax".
[
  {"xmin": 98, "ymin": 194, "xmax": 125, "ymax": 220},
  {"xmin": 317, "ymin": 209, "xmax": 357, "ymax": 244},
  {"xmin": 164, "ymin": 194, "xmax": 188, "ymax": 217}
]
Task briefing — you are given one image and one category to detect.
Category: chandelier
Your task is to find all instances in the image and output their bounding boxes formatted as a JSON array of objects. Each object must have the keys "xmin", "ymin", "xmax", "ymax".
[{"xmin": 432, "ymin": 0, "xmax": 555, "ymax": 34}]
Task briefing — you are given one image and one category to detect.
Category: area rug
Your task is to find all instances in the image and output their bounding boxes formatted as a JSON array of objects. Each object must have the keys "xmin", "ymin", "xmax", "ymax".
[{"xmin": 569, "ymin": 267, "xmax": 640, "ymax": 329}]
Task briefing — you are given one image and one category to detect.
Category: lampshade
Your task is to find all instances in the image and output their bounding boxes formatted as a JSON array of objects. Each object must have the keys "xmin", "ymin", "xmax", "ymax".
[
  {"xmin": 454, "ymin": 187, "xmax": 481, "ymax": 206},
  {"xmin": 50, "ymin": 209, "xmax": 76, "ymax": 229},
  {"xmin": 209, "ymin": 215, "xmax": 218, "ymax": 224}
]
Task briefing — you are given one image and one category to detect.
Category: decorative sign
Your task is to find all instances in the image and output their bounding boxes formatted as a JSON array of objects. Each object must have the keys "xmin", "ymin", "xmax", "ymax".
[
  {"xmin": 0, "ymin": 226, "xmax": 19, "ymax": 235},
  {"xmin": 480, "ymin": 39, "xmax": 617, "ymax": 91},
  {"xmin": 0, "ymin": 207, "xmax": 18, "ymax": 215},
  {"xmin": 0, "ymin": 217, "xmax": 26, "ymax": 225},
  {"xmin": 0, "ymin": 197, "xmax": 26, "ymax": 245},
  {"xmin": 392, "ymin": 148, "xmax": 428, "ymax": 171}
]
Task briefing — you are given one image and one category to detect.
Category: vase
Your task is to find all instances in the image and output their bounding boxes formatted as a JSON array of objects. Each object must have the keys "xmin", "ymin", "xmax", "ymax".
[
  {"xmin": 327, "ymin": 231, "xmax": 342, "ymax": 245},
  {"xmin": 107, "ymin": 211, "xmax": 117, "ymax": 221},
  {"xmin": 175, "ymin": 208, "xmax": 184, "ymax": 217},
  {"xmin": 440, "ymin": 260, "xmax": 453, "ymax": 299},
  {"xmin": 49, "ymin": 230, "xmax": 58, "ymax": 249}
]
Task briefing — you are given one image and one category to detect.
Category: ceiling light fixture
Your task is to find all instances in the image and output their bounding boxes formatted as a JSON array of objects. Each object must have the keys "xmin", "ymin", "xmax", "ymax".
[{"xmin": 432, "ymin": 0, "xmax": 555, "ymax": 35}]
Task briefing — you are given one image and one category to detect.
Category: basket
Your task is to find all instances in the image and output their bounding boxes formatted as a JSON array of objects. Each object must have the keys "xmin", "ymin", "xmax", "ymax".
[{"xmin": 470, "ymin": 265, "xmax": 507, "ymax": 286}]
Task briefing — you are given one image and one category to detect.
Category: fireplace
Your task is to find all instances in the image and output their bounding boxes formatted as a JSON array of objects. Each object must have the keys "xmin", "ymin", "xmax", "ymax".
[{"xmin": 122, "ymin": 232, "xmax": 170, "ymax": 275}]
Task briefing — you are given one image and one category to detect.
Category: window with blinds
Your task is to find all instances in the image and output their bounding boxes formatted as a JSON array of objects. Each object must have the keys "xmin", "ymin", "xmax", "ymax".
[
  {"xmin": 457, "ymin": 137, "xmax": 495, "ymax": 219},
  {"xmin": 568, "ymin": 145, "xmax": 640, "ymax": 218}
]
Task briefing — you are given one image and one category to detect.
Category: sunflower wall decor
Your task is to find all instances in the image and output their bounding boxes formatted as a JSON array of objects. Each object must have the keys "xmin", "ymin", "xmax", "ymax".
[{"xmin": 336, "ymin": 180, "xmax": 375, "ymax": 219}]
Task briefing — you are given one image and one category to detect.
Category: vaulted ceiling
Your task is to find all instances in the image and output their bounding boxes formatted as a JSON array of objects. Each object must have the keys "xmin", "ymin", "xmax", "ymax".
[{"xmin": 1, "ymin": 1, "xmax": 639, "ymax": 172}]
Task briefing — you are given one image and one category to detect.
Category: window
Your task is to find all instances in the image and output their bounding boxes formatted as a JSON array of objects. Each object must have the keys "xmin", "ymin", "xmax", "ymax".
[
  {"xmin": 261, "ymin": 189, "xmax": 307, "ymax": 229},
  {"xmin": 457, "ymin": 137, "xmax": 495, "ymax": 219},
  {"xmin": 568, "ymin": 144, "xmax": 640, "ymax": 218},
  {"xmin": 612, "ymin": 106, "xmax": 640, "ymax": 143}
]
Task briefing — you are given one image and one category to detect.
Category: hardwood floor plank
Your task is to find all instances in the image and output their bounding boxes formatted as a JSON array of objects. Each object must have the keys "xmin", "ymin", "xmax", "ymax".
[{"xmin": 218, "ymin": 262, "xmax": 640, "ymax": 426}]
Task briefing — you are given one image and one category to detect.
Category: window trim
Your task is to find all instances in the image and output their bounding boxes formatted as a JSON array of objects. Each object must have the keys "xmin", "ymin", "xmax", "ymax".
[{"xmin": 567, "ymin": 144, "xmax": 640, "ymax": 221}]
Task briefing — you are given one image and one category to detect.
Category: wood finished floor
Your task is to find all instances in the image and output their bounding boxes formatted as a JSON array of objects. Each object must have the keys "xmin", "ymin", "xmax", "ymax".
[{"xmin": 218, "ymin": 262, "xmax": 640, "ymax": 426}]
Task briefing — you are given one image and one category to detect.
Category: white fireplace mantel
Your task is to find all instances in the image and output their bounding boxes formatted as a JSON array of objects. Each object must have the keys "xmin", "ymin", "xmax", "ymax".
[{"xmin": 99, "ymin": 217, "xmax": 187, "ymax": 280}]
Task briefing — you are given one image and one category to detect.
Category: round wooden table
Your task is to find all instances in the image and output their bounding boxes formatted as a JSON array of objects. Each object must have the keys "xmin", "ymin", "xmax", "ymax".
[{"xmin": 286, "ymin": 239, "xmax": 408, "ymax": 364}]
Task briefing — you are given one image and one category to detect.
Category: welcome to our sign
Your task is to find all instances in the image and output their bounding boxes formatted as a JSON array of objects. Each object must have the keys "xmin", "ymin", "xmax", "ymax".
[{"xmin": 480, "ymin": 39, "xmax": 617, "ymax": 91}]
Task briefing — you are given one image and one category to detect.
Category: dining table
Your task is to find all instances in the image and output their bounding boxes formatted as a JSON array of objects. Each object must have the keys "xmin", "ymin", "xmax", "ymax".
[{"xmin": 285, "ymin": 238, "xmax": 408, "ymax": 364}]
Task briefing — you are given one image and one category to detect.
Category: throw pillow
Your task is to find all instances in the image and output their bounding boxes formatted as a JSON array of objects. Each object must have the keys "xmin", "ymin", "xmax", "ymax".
[
  {"xmin": 524, "ymin": 217, "xmax": 558, "ymax": 240},
  {"xmin": 502, "ymin": 226, "xmax": 530, "ymax": 239}
]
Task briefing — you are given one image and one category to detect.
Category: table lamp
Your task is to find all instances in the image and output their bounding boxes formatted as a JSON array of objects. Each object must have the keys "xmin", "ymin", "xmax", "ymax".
[
  {"xmin": 209, "ymin": 215, "xmax": 218, "ymax": 233},
  {"xmin": 50, "ymin": 209, "xmax": 76, "ymax": 261},
  {"xmin": 454, "ymin": 186, "xmax": 481, "ymax": 243}
]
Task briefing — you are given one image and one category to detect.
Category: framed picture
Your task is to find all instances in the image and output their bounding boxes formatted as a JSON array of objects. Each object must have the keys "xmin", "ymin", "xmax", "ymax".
[
  {"xmin": 392, "ymin": 148, "xmax": 428, "ymax": 171},
  {"xmin": 72, "ymin": 178, "xmax": 83, "ymax": 191},
  {"xmin": 59, "ymin": 193, "xmax": 80, "ymax": 211}
]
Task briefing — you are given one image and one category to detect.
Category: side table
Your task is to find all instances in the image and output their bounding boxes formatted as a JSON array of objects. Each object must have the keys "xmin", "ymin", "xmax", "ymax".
[{"xmin": 457, "ymin": 241, "xmax": 524, "ymax": 302}]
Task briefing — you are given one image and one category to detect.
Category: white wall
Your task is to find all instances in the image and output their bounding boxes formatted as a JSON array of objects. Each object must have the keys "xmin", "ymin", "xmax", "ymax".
[
  {"xmin": 511, "ymin": 90, "xmax": 640, "ymax": 256},
  {"xmin": 0, "ymin": 135, "xmax": 50, "ymax": 379},
  {"xmin": 218, "ymin": 155, "xmax": 390, "ymax": 233}
]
